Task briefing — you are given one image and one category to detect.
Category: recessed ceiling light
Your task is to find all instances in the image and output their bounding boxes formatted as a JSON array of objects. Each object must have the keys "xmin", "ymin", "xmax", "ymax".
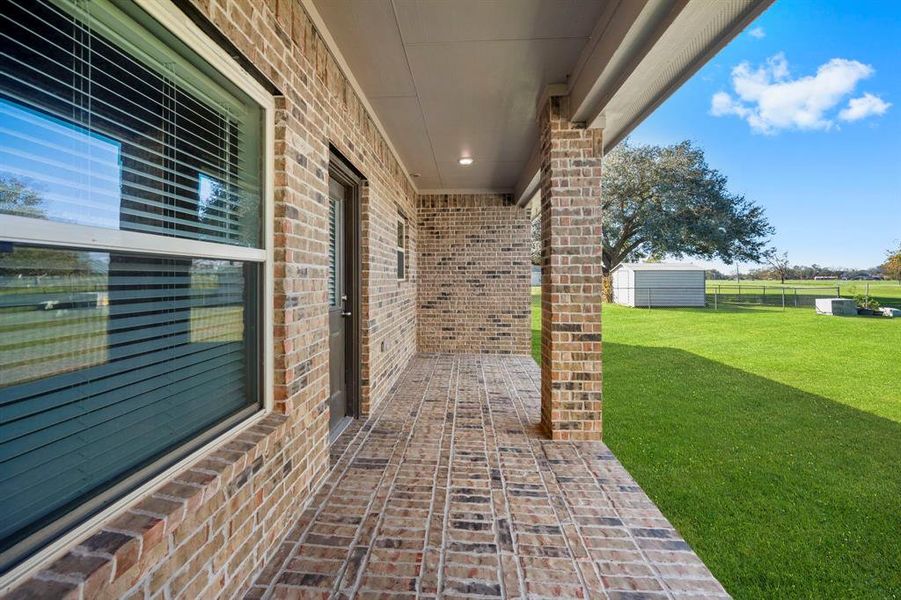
[{"xmin": 458, "ymin": 157, "xmax": 474, "ymax": 166}]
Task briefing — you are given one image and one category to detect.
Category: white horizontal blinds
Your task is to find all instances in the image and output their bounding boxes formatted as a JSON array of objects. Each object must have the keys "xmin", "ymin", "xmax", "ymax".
[
  {"xmin": 0, "ymin": 245, "xmax": 255, "ymax": 547},
  {"xmin": 328, "ymin": 198, "xmax": 338, "ymax": 306},
  {"xmin": 0, "ymin": 0, "xmax": 262, "ymax": 247},
  {"xmin": 328, "ymin": 177, "xmax": 344, "ymax": 307},
  {"xmin": 0, "ymin": 0, "xmax": 266, "ymax": 571}
]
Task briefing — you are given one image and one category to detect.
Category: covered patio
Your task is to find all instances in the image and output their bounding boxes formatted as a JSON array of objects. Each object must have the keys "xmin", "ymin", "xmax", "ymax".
[
  {"xmin": 0, "ymin": 0, "xmax": 770, "ymax": 597},
  {"xmin": 245, "ymin": 354, "xmax": 725, "ymax": 599}
]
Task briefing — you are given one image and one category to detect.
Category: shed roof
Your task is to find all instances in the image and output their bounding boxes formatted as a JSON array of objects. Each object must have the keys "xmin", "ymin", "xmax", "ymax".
[{"xmin": 613, "ymin": 262, "xmax": 706, "ymax": 271}]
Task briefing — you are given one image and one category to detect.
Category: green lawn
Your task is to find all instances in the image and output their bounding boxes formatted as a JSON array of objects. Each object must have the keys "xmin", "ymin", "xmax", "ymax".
[{"xmin": 531, "ymin": 294, "xmax": 901, "ymax": 598}]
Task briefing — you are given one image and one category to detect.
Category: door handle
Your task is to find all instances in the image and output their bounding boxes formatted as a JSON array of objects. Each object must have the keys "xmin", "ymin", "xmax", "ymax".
[{"xmin": 341, "ymin": 311, "xmax": 352, "ymax": 317}]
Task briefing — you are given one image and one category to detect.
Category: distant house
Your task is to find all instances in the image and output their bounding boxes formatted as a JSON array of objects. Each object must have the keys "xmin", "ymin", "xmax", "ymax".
[{"xmin": 612, "ymin": 263, "xmax": 706, "ymax": 307}]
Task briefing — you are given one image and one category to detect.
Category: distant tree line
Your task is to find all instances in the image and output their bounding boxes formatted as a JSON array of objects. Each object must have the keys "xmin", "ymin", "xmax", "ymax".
[{"xmin": 712, "ymin": 264, "xmax": 888, "ymax": 281}]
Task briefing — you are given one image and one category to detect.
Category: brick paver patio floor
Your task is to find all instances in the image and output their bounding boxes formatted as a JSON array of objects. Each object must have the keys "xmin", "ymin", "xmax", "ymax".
[{"xmin": 246, "ymin": 354, "xmax": 728, "ymax": 599}]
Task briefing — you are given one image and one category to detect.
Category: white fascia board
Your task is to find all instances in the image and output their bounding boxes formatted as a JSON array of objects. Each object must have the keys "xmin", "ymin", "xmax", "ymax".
[
  {"xmin": 514, "ymin": 152, "xmax": 541, "ymax": 207},
  {"xmin": 569, "ymin": 0, "xmax": 688, "ymax": 126},
  {"xmin": 600, "ymin": 0, "xmax": 775, "ymax": 148}
]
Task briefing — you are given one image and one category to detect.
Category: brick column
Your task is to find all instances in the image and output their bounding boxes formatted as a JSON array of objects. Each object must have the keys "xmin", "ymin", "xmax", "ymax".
[{"xmin": 539, "ymin": 95, "xmax": 604, "ymax": 441}]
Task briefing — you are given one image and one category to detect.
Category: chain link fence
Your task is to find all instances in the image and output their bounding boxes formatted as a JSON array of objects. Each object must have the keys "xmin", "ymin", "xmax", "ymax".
[
  {"xmin": 612, "ymin": 284, "xmax": 901, "ymax": 311},
  {"xmin": 709, "ymin": 284, "xmax": 835, "ymax": 309},
  {"xmin": 708, "ymin": 283, "xmax": 900, "ymax": 310}
]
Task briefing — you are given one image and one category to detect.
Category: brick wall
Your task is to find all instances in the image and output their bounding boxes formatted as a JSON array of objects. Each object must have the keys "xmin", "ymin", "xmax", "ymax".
[
  {"xmin": 361, "ymin": 184, "xmax": 417, "ymax": 414},
  {"xmin": 417, "ymin": 194, "xmax": 531, "ymax": 355},
  {"xmin": 538, "ymin": 96, "xmax": 604, "ymax": 441},
  {"xmin": 5, "ymin": 0, "xmax": 416, "ymax": 597}
]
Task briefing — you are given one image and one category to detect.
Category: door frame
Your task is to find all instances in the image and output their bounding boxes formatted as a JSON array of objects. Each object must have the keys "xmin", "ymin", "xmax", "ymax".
[{"xmin": 328, "ymin": 148, "xmax": 363, "ymax": 437}]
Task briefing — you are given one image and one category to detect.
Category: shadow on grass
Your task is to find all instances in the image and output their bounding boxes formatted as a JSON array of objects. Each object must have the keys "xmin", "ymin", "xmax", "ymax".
[{"xmin": 602, "ymin": 342, "xmax": 901, "ymax": 599}]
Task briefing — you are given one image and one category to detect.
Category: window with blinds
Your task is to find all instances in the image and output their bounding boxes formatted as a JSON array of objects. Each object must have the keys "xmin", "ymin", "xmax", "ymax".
[
  {"xmin": 397, "ymin": 214, "xmax": 406, "ymax": 280},
  {"xmin": 0, "ymin": 0, "xmax": 266, "ymax": 571},
  {"xmin": 0, "ymin": 0, "xmax": 261, "ymax": 246},
  {"xmin": 328, "ymin": 177, "xmax": 343, "ymax": 307}
]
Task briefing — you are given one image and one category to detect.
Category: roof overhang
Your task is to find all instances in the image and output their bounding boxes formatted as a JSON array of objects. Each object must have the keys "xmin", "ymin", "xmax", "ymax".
[
  {"xmin": 515, "ymin": 0, "xmax": 774, "ymax": 206},
  {"xmin": 302, "ymin": 0, "xmax": 773, "ymax": 200},
  {"xmin": 581, "ymin": 0, "xmax": 774, "ymax": 151}
]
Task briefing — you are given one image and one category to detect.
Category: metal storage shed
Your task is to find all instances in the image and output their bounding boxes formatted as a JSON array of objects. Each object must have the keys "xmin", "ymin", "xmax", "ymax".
[{"xmin": 612, "ymin": 263, "xmax": 707, "ymax": 307}]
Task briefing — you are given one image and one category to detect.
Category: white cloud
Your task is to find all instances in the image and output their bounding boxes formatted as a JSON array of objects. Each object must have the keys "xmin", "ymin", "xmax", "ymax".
[
  {"xmin": 748, "ymin": 26, "xmax": 766, "ymax": 39},
  {"xmin": 710, "ymin": 53, "xmax": 890, "ymax": 133},
  {"xmin": 838, "ymin": 93, "xmax": 892, "ymax": 121}
]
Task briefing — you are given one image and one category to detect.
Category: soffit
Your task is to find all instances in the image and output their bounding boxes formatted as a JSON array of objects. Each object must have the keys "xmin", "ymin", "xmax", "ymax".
[{"xmin": 310, "ymin": 0, "xmax": 609, "ymax": 191}]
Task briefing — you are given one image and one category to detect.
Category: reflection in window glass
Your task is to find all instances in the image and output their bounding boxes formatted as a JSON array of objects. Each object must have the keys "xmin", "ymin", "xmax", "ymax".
[
  {"xmin": 0, "ymin": 0, "xmax": 262, "ymax": 247},
  {"xmin": 0, "ymin": 99, "xmax": 122, "ymax": 228},
  {"xmin": 0, "ymin": 244, "xmax": 258, "ymax": 556}
]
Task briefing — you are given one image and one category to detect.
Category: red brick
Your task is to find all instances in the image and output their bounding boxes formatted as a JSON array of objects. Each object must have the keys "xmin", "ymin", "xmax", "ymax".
[
  {"xmin": 47, "ymin": 554, "xmax": 112, "ymax": 598},
  {"xmin": 538, "ymin": 95, "xmax": 604, "ymax": 441},
  {"xmin": 107, "ymin": 512, "xmax": 166, "ymax": 553},
  {"xmin": 6, "ymin": 577, "xmax": 79, "ymax": 600},
  {"xmin": 417, "ymin": 194, "xmax": 530, "ymax": 355}
]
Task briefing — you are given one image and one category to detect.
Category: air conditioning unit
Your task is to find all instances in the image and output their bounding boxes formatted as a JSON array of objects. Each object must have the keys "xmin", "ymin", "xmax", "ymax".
[{"xmin": 814, "ymin": 298, "xmax": 857, "ymax": 316}]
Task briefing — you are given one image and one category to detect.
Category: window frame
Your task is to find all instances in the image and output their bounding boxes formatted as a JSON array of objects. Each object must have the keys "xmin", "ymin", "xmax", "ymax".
[
  {"xmin": 0, "ymin": 0, "xmax": 275, "ymax": 586},
  {"xmin": 396, "ymin": 212, "xmax": 407, "ymax": 281}
]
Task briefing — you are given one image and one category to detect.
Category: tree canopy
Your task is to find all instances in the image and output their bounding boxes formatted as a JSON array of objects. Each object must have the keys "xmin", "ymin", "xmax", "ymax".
[
  {"xmin": 600, "ymin": 140, "xmax": 772, "ymax": 274},
  {"xmin": 764, "ymin": 248, "xmax": 791, "ymax": 284},
  {"xmin": 882, "ymin": 243, "xmax": 901, "ymax": 282},
  {"xmin": 0, "ymin": 175, "xmax": 89, "ymax": 277},
  {"xmin": 0, "ymin": 174, "xmax": 45, "ymax": 218}
]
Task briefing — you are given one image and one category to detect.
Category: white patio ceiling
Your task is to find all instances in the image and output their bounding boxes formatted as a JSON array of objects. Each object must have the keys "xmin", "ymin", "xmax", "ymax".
[{"xmin": 306, "ymin": 0, "xmax": 773, "ymax": 197}]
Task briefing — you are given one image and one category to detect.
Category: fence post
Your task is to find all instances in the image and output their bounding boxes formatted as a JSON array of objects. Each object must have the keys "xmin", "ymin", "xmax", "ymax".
[
  {"xmin": 714, "ymin": 288, "xmax": 718, "ymax": 310},
  {"xmin": 866, "ymin": 283, "xmax": 869, "ymax": 307},
  {"xmin": 794, "ymin": 288, "xmax": 798, "ymax": 308},
  {"xmin": 647, "ymin": 287, "xmax": 651, "ymax": 310},
  {"xmin": 763, "ymin": 285, "xmax": 766, "ymax": 306},
  {"xmin": 836, "ymin": 285, "xmax": 840, "ymax": 298},
  {"xmin": 781, "ymin": 287, "xmax": 785, "ymax": 311}
]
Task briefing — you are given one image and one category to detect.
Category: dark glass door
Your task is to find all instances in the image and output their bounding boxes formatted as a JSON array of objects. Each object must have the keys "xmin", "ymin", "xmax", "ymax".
[{"xmin": 327, "ymin": 175, "xmax": 351, "ymax": 437}]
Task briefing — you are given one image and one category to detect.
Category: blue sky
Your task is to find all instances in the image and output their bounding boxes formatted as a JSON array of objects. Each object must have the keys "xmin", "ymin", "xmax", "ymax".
[{"xmin": 629, "ymin": 0, "xmax": 901, "ymax": 272}]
